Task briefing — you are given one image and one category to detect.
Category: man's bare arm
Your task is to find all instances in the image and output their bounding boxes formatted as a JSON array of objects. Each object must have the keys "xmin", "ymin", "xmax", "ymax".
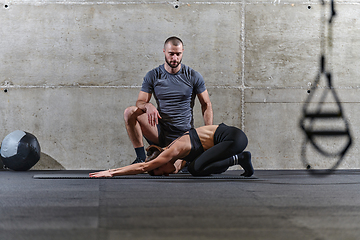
[
  {"xmin": 197, "ymin": 90, "xmax": 213, "ymax": 125},
  {"xmin": 136, "ymin": 91, "xmax": 161, "ymax": 126}
]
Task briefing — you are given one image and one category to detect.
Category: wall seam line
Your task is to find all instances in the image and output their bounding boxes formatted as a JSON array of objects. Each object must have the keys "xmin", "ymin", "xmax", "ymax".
[{"xmin": 241, "ymin": 0, "xmax": 246, "ymax": 130}]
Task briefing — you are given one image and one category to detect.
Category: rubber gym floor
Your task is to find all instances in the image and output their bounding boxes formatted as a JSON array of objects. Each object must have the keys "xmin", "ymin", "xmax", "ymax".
[{"xmin": 1, "ymin": 169, "xmax": 360, "ymax": 240}]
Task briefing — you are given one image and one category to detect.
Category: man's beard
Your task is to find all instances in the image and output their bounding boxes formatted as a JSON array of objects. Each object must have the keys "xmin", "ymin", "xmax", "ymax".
[{"xmin": 165, "ymin": 57, "xmax": 182, "ymax": 69}]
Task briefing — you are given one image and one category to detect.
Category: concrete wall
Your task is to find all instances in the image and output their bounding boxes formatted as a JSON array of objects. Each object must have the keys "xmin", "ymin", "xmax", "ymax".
[{"xmin": 0, "ymin": 0, "xmax": 359, "ymax": 170}]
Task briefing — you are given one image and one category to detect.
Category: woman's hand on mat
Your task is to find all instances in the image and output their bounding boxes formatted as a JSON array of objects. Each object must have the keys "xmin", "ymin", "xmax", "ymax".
[{"xmin": 89, "ymin": 170, "xmax": 113, "ymax": 178}]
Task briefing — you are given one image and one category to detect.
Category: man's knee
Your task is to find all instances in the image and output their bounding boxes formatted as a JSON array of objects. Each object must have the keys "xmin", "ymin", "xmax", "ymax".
[{"xmin": 124, "ymin": 106, "xmax": 139, "ymax": 122}]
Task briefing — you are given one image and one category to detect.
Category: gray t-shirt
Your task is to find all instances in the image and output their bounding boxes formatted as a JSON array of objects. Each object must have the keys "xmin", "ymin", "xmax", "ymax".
[{"xmin": 141, "ymin": 64, "xmax": 206, "ymax": 144}]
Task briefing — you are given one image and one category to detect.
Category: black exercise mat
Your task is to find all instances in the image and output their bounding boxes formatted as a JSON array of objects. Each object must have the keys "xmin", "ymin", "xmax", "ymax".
[{"xmin": 33, "ymin": 172, "xmax": 257, "ymax": 179}]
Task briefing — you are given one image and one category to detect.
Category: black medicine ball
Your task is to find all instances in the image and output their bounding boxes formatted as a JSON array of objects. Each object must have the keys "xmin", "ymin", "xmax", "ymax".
[{"xmin": 0, "ymin": 130, "xmax": 41, "ymax": 171}]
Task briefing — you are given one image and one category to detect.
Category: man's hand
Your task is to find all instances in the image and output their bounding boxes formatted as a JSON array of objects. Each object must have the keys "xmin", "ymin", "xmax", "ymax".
[{"xmin": 145, "ymin": 103, "xmax": 162, "ymax": 126}]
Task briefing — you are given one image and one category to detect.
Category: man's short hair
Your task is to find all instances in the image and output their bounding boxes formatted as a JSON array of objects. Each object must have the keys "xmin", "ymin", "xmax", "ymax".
[{"xmin": 164, "ymin": 36, "xmax": 183, "ymax": 48}]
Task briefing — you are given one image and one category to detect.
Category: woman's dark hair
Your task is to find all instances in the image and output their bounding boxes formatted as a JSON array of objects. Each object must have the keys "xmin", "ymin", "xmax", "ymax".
[{"xmin": 145, "ymin": 149, "xmax": 162, "ymax": 176}]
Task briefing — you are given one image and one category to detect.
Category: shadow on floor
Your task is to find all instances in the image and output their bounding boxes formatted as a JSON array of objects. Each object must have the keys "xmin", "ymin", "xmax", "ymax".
[
  {"xmin": 0, "ymin": 152, "xmax": 65, "ymax": 171},
  {"xmin": 32, "ymin": 152, "xmax": 66, "ymax": 170}
]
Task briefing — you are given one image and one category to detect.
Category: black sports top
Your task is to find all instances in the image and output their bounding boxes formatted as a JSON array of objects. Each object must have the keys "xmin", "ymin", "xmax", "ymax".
[{"xmin": 182, "ymin": 128, "xmax": 205, "ymax": 162}]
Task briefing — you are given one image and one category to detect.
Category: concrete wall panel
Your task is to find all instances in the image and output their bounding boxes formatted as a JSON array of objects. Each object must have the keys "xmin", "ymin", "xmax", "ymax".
[
  {"xmin": 0, "ymin": 87, "xmax": 138, "ymax": 169},
  {"xmin": 331, "ymin": 4, "xmax": 360, "ymax": 87},
  {"xmin": 245, "ymin": 2, "xmax": 360, "ymax": 88},
  {"xmin": 0, "ymin": 85, "xmax": 240, "ymax": 169},
  {"xmin": 245, "ymin": 88, "xmax": 359, "ymax": 170},
  {"xmin": 194, "ymin": 87, "xmax": 243, "ymax": 128},
  {"xmin": 0, "ymin": 1, "xmax": 242, "ymax": 87},
  {"xmin": 245, "ymin": 3, "xmax": 321, "ymax": 88}
]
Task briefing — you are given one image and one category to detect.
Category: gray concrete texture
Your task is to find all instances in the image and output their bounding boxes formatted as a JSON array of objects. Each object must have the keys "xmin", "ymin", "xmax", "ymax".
[{"xmin": 0, "ymin": 0, "xmax": 359, "ymax": 170}]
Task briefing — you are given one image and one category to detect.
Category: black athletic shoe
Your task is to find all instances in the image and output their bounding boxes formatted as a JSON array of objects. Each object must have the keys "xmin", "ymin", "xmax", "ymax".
[
  {"xmin": 132, "ymin": 157, "xmax": 144, "ymax": 164},
  {"xmin": 239, "ymin": 151, "xmax": 253, "ymax": 177}
]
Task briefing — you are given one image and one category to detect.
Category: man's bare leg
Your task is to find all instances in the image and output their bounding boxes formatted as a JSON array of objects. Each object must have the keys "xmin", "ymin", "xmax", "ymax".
[{"xmin": 124, "ymin": 106, "xmax": 159, "ymax": 163}]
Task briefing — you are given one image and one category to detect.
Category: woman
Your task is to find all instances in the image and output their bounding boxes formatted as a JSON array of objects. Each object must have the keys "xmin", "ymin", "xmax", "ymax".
[{"xmin": 89, "ymin": 123, "xmax": 253, "ymax": 178}]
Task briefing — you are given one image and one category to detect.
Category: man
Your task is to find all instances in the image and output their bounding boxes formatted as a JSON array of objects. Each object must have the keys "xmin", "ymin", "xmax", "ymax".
[
  {"xmin": 124, "ymin": 36, "xmax": 213, "ymax": 164},
  {"xmin": 90, "ymin": 123, "xmax": 253, "ymax": 178}
]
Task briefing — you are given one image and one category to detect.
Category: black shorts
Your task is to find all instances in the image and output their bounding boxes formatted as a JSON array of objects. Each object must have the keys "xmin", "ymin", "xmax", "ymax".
[{"xmin": 145, "ymin": 122, "xmax": 186, "ymax": 147}]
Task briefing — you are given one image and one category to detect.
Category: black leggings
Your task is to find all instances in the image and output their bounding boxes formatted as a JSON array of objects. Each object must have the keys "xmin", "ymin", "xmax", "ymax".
[{"xmin": 187, "ymin": 124, "xmax": 248, "ymax": 176}]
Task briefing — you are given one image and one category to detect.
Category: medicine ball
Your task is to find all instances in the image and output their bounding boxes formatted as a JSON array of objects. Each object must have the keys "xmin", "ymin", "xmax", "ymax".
[{"xmin": 0, "ymin": 130, "xmax": 41, "ymax": 171}]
